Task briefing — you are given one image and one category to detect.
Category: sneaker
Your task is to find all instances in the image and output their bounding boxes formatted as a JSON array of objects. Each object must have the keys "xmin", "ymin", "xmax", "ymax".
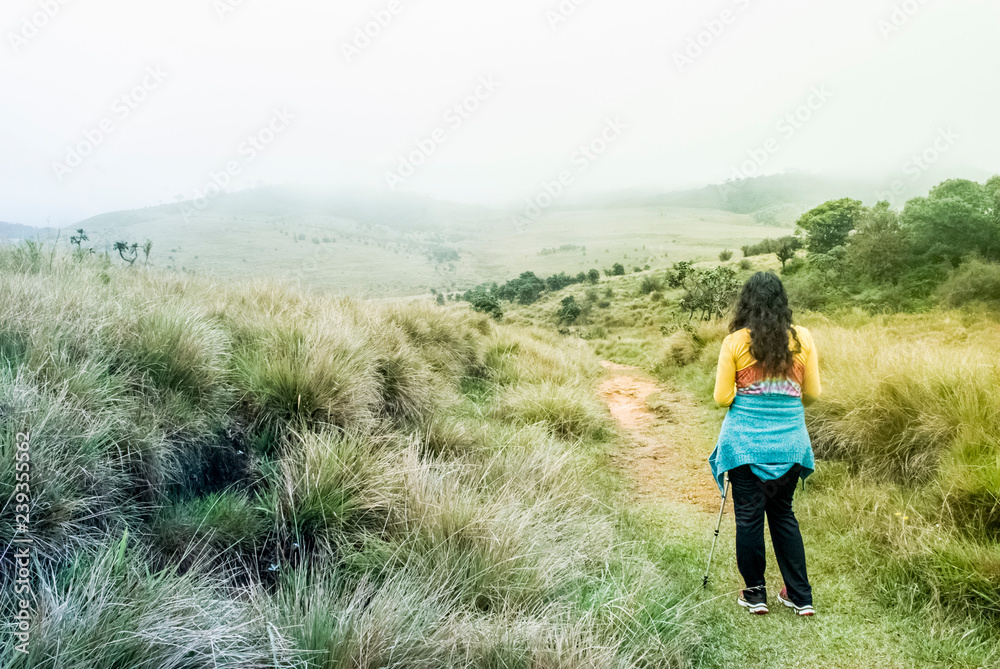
[
  {"xmin": 737, "ymin": 590, "xmax": 768, "ymax": 615},
  {"xmin": 778, "ymin": 587, "xmax": 815, "ymax": 616}
]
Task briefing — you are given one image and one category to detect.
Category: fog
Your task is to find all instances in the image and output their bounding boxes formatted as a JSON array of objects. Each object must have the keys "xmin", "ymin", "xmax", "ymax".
[{"xmin": 2, "ymin": 0, "xmax": 998, "ymax": 226}]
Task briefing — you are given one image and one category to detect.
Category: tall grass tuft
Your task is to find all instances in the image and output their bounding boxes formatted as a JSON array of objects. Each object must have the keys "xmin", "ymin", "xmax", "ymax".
[
  {"xmin": 276, "ymin": 432, "xmax": 395, "ymax": 551},
  {"xmin": 1, "ymin": 536, "xmax": 293, "ymax": 668},
  {"xmin": 234, "ymin": 321, "xmax": 380, "ymax": 439}
]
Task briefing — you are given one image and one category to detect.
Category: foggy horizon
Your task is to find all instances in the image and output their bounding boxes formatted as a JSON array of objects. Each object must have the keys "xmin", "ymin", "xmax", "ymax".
[{"xmin": 3, "ymin": 0, "xmax": 999, "ymax": 227}]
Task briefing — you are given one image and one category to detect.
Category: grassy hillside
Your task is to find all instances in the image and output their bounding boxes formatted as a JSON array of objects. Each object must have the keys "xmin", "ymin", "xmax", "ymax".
[
  {"xmin": 0, "ymin": 244, "xmax": 708, "ymax": 668},
  {"xmin": 64, "ymin": 185, "xmax": 788, "ymax": 298}
]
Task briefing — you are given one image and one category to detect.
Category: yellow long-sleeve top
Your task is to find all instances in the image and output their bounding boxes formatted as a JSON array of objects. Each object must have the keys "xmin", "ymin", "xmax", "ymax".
[{"xmin": 713, "ymin": 325, "xmax": 821, "ymax": 408}]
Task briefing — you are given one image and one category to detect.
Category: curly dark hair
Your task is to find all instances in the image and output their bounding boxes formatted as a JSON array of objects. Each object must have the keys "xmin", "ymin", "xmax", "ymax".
[{"xmin": 730, "ymin": 272, "xmax": 801, "ymax": 377}]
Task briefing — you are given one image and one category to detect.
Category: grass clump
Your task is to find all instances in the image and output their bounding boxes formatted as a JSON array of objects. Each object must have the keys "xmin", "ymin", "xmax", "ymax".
[{"xmin": 2, "ymin": 535, "xmax": 292, "ymax": 668}]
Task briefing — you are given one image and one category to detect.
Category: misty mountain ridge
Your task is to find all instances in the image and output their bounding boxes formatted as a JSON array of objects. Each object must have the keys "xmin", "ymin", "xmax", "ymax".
[{"xmin": 0, "ymin": 221, "xmax": 56, "ymax": 240}]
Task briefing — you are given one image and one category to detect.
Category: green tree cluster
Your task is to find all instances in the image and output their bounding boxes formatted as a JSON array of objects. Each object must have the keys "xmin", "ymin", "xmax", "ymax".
[{"xmin": 785, "ymin": 176, "xmax": 1000, "ymax": 310}]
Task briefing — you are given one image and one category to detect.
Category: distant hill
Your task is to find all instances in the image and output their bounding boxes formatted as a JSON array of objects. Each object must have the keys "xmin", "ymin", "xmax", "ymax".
[
  {"xmin": 66, "ymin": 183, "xmax": 785, "ymax": 297},
  {"xmin": 54, "ymin": 171, "xmax": 998, "ymax": 297},
  {"xmin": 579, "ymin": 169, "xmax": 995, "ymax": 227},
  {"xmin": 0, "ymin": 221, "xmax": 56, "ymax": 241},
  {"xmin": 78, "ymin": 184, "xmax": 498, "ymax": 235},
  {"xmin": 647, "ymin": 173, "xmax": 881, "ymax": 226}
]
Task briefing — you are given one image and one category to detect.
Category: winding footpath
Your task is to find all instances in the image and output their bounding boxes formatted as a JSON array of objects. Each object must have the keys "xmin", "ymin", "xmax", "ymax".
[{"xmin": 597, "ymin": 361, "xmax": 721, "ymax": 514}]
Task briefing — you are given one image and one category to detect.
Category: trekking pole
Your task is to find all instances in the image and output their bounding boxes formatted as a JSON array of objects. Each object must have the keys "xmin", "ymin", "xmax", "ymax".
[{"xmin": 702, "ymin": 474, "xmax": 730, "ymax": 588}]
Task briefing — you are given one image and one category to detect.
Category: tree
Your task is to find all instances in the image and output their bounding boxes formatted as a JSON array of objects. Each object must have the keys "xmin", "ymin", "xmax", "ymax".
[
  {"xmin": 846, "ymin": 201, "xmax": 911, "ymax": 281},
  {"xmin": 587, "ymin": 268, "xmax": 600, "ymax": 284},
  {"xmin": 776, "ymin": 240, "xmax": 797, "ymax": 269},
  {"xmin": 742, "ymin": 236, "xmax": 802, "ymax": 258},
  {"xmin": 494, "ymin": 272, "xmax": 546, "ymax": 304},
  {"xmin": 469, "ymin": 292, "xmax": 503, "ymax": 320},
  {"xmin": 517, "ymin": 282, "xmax": 542, "ymax": 305},
  {"xmin": 678, "ymin": 266, "xmax": 740, "ymax": 320},
  {"xmin": 557, "ymin": 296, "xmax": 581, "ymax": 325},
  {"xmin": 113, "ymin": 241, "xmax": 139, "ymax": 265},
  {"xmin": 142, "ymin": 240, "xmax": 153, "ymax": 265},
  {"xmin": 612, "ymin": 263, "xmax": 625, "ymax": 276},
  {"xmin": 666, "ymin": 261, "xmax": 695, "ymax": 290},
  {"xmin": 544, "ymin": 272, "xmax": 577, "ymax": 292},
  {"xmin": 795, "ymin": 198, "xmax": 864, "ymax": 254},
  {"xmin": 902, "ymin": 179, "xmax": 1000, "ymax": 264},
  {"xmin": 435, "ymin": 293, "xmax": 445, "ymax": 306},
  {"xmin": 70, "ymin": 228, "xmax": 88, "ymax": 250}
]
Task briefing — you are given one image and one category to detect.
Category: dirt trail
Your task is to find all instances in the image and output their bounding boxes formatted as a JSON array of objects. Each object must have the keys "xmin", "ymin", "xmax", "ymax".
[{"xmin": 597, "ymin": 361, "xmax": 722, "ymax": 513}]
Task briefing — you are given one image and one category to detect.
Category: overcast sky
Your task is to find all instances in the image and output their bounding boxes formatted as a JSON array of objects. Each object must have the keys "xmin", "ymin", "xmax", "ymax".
[{"xmin": 2, "ymin": 0, "xmax": 998, "ymax": 226}]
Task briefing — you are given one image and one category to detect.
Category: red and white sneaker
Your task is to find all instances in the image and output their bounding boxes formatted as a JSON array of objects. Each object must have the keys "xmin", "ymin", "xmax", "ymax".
[
  {"xmin": 778, "ymin": 587, "xmax": 815, "ymax": 616},
  {"xmin": 737, "ymin": 591, "xmax": 768, "ymax": 615}
]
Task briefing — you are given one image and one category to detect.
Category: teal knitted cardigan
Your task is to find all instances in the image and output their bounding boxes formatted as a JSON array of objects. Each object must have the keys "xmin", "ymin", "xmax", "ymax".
[{"xmin": 708, "ymin": 393, "xmax": 815, "ymax": 494}]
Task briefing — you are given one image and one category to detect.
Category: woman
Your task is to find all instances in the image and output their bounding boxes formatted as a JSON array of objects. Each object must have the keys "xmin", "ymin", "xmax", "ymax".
[{"xmin": 709, "ymin": 272, "xmax": 819, "ymax": 617}]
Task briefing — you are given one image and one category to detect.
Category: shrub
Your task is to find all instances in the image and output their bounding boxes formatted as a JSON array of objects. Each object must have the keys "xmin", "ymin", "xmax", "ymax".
[
  {"xmin": 469, "ymin": 291, "xmax": 503, "ymax": 320},
  {"xmin": 936, "ymin": 258, "xmax": 1000, "ymax": 308},
  {"xmin": 639, "ymin": 275, "xmax": 663, "ymax": 295},
  {"xmin": 782, "ymin": 256, "xmax": 806, "ymax": 275},
  {"xmin": 652, "ymin": 330, "xmax": 704, "ymax": 372},
  {"xmin": 557, "ymin": 296, "xmax": 582, "ymax": 325},
  {"xmin": 718, "ymin": 249, "xmax": 733, "ymax": 262},
  {"xmin": 677, "ymin": 266, "xmax": 740, "ymax": 321},
  {"xmin": 776, "ymin": 240, "xmax": 797, "ymax": 269}
]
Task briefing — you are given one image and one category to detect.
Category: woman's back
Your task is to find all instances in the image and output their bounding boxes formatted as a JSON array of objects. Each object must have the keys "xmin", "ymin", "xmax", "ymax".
[{"xmin": 714, "ymin": 325, "xmax": 820, "ymax": 407}]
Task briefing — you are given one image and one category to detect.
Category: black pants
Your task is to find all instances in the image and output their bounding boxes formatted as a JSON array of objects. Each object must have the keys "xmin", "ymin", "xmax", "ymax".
[{"xmin": 729, "ymin": 464, "xmax": 812, "ymax": 606}]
